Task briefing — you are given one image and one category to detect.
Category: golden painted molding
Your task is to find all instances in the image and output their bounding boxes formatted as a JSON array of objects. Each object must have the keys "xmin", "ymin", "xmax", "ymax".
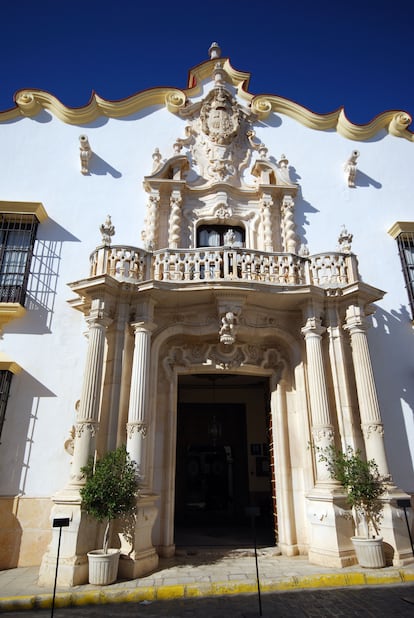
[
  {"xmin": 388, "ymin": 221, "xmax": 414, "ymax": 238},
  {"xmin": 251, "ymin": 95, "xmax": 413, "ymax": 141},
  {"xmin": 0, "ymin": 58, "xmax": 412, "ymax": 142},
  {"xmin": 0, "ymin": 353, "xmax": 22, "ymax": 374},
  {"xmin": 0, "ymin": 201, "xmax": 48, "ymax": 222},
  {"xmin": 0, "ymin": 303, "xmax": 26, "ymax": 333}
]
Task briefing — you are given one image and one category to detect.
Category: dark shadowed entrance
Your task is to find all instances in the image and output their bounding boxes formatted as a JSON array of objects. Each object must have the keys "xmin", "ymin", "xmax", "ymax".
[{"xmin": 174, "ymin": 375, "xmax": 274, "ymax": 548}]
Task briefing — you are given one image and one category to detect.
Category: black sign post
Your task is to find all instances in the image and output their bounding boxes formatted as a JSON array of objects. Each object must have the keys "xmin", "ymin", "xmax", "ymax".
[
  {"xmin": 245, "ymin": 507, "xmax": 262, "ymax": 617},
  {"xmin": 396, "ymin": 499, "xmax": 414, "ymax": 557},
  {"xmin": 51, "ymin": 517, "xmax": 70, "ymax": 618}
]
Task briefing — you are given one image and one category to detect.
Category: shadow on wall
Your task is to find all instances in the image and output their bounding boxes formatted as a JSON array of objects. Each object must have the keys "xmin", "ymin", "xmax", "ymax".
[
  {"xmin": 0, "ymin": 370, "xmax": 56, "ymax": 496},
  {"xmin": 369, "ymin": 304, "xmax": 414, "ymax": 490},
  {"xmin": 0, "ymin": 498, "xmax": 22, "ymax": 569},
  {"xmin": 292, "ymin": 175, "xmax": 319, "ymax": 251},
  {"xmin": 5, "ymin": 218, "xmax": 80, "ymax": 335}
]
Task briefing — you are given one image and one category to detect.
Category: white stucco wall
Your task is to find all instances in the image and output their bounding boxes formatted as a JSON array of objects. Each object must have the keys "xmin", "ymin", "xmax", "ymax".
[{"xmin": 0, "ymin": 72, "xmax": 413, "ymax": 499}]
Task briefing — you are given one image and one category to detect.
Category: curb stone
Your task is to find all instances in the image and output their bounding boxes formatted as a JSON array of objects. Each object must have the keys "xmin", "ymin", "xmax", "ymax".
[{"xmin": 1, "ymin": 570, "xmax": 414, "ymax": 612}]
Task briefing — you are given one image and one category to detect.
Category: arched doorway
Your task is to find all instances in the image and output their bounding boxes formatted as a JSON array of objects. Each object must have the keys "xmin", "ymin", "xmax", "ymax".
[{"xmin": 174, "ymin": 374, "xmax": 275, "ymax": 548}]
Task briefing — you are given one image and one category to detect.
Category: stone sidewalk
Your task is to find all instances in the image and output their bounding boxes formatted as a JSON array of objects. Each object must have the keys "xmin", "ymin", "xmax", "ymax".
[{"xmin": 1, "ymin": 548, "xmax": 414, "ymax": 612}]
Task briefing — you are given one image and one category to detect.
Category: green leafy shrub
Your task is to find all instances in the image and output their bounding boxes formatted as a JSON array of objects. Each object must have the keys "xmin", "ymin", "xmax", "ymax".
[
  {"xmin": 317, "ymin": 445, "xmax": 385, "ymax": 537},
  {"xmin": 80, "ymin": 445, "xmax": 138, "ymax": 552}
]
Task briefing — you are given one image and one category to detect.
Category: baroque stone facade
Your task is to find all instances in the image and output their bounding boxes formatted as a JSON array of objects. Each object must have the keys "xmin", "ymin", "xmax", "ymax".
[{"xmin": 0, "ymin": 44, "xmax": 413, "ymax": 583}]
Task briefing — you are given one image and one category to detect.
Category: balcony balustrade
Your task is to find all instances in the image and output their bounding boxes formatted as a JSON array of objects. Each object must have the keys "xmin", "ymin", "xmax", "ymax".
[{"xmin": 89, "ymin": 245, "xmax": 359, "ymax": 288}]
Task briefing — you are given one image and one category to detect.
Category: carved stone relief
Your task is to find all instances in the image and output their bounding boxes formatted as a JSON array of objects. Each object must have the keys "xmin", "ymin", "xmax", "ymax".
[{"xmin": 163, "ymin": 343, "xmax": 285, "ymax": 378}]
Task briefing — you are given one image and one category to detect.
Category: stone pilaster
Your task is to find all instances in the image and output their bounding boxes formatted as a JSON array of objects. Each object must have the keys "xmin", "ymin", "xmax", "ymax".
[
  {"xmin": 326, "ymin": 306, "xmax": 360, "ymax": 452},
  {"xmin": 302, "ymin": 316, "xmax": 336, "ymax": 485},
  {"xmin": 303, "ymin": 312, "xmax": 355, "ymax": 568}
]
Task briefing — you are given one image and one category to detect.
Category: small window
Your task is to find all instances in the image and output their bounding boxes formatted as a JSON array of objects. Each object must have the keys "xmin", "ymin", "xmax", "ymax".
[
  {"xmin": 388, "ymin": 222, "xmax": 414, "ymax": 320},
  {"xmin": 197, "ymin": 225, "xmax": 245, "ymax": 248},
  {"xmin": 0, "ymin": 214, "xmax": 39, "ymax": 305},
  {"xmin": 0, "ymin": 370, "xmax": 13, "ymax": 440}
]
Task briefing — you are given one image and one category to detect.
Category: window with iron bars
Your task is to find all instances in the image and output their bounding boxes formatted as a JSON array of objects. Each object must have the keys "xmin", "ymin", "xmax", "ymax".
[
  {"xmin": 0, "ymin": 213, "xmax": 39, "ymax": 305},
  {"xmin": 0, "ymin": 370, "xmax": 13, "ymax": 440},
  {"xmin": 396, "ymin": 230, "xmax": 414, "ymax": 320}
]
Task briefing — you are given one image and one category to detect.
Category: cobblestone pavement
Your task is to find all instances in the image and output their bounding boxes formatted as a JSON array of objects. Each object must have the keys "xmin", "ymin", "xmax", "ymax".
[{"xmin": 1, "ymin": 585, "xmax": 414, "ymax": 617}]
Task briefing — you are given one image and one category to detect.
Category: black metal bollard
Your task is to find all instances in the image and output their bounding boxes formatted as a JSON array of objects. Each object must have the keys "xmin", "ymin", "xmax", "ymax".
[
  {"xmin": 51, "ymin": 517, "xmax": 70, "ymax": 618},
  {"xmin": 245, "ymin": 507, "xmax": 262, "ymax": 616}
]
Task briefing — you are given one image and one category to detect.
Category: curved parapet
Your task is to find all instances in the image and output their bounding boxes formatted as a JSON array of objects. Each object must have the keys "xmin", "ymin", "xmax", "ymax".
[
  {"xmin": 251, "ymin": 95, "xmax": 413, "ymax": 142},
  {"xmin": 0, "ymin": 53, "xmax": 412, "ymax": 142}
]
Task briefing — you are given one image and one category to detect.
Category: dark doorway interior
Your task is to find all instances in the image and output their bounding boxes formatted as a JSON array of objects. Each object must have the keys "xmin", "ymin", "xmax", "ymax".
[{"xmin": 175, "ymin": 378, "xmax": 274, "ymax": 548}]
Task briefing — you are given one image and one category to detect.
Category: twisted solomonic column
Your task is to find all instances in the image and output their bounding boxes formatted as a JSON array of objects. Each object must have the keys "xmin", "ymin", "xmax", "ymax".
[
  {"xmin": 261, "ymin": 194, "xmax": 273, "ymax": 252},
  {"xmin": 168, "ymin": 191, "xmax": 182, "ymax": 249}
]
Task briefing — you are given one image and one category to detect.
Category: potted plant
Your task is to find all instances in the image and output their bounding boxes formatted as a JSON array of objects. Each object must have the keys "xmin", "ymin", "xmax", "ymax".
[
  {"xmin": 318, "ymin": 445, "xmax": 387, "ymax": 568},
  {"xmin": 80, "ymin": 445, "xmax": 139, "ymax": 585}
]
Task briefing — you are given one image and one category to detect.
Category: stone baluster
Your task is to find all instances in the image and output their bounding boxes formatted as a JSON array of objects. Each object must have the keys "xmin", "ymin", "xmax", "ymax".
[
  {"xmin": 68, "ymin": 305, "xmax": 111, "ymax": 488},
  {"xmin": 168, "ymin": 191, "xmax": 182, "ymax": 249},
  {"xmin": 302, "ymin": 314, "xmax": 336, "ymax": 484},
  {"xmin": 343, "ymin": 305, "xmax": 390, "ymax": 477},
  {"xmin": 126, "ymin": 321, "xmax": 155, "ymax": 485}
]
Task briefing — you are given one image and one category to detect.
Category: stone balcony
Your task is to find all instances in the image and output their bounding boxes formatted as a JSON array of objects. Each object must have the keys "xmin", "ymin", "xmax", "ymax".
[{"xmin": 89, "ymin": 245, "xmax": 360, "ymax": 289}]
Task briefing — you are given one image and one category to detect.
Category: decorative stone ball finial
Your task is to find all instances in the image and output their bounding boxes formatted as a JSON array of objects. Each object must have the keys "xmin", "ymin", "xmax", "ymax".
[
  {"xmin": 100, "ymin": 215, "xmax": 115, "ymax": 246},
  {"xmin": 338, "ymin": 224, "xmax": 353, "ymax": 253},
  {"xmin": 209, "ymin": 42, "xmax": 221, "ymax": 59},
  {"xmin": 152, "ymin": 148, "xmax": 162, "ymax": 172}
]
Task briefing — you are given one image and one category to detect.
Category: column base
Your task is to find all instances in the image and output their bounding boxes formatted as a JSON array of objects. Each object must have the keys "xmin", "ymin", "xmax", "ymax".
[
  {"xmin": 380, "ymin": 486, "xmax": 414, "ymax": 566},
  {"xmin": 117, "ymin": 493, "xmax": 159, "ymax": 580},
  {"xmin": 278, "ymin": 543, "xmax": 300, "ymax": 557},
  {"xmin": 157, "ymin": 544, "xmax": 176, "ymax": 558},
  {"xmin": 39, "ymin": 553, "xmax": 89, "ymax": 587},
  {"xmin": 38, "ymin": 496, "xmax": 98, "ymax": 587},
  {"xmin": 307, "ymin": 487, "xmax": 357, "ymax": 568},
  {"xmin": 118, "ymin": 548, "xmax": 159, "ymax": 579}
]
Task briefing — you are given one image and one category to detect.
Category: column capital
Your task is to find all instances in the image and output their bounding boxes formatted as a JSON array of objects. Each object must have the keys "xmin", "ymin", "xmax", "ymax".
[
  {"xmin": 343, "ymin": 305, "xmax": 368, "ymax": 333},
  {"xmin": 127, "ymin": 421, "xmax": 148, "ymax": 439},
  {"xmin": 85, "ymin": 315, "xmax": 113, "ymax": 330},
  {"xmin": 85, "ymin": 297, "xmax": 113, "ymax": 327},
  {"xmin": 301, "ymin": 316, "xmax": 326, "ymax": 338},
  {"xmin": 361, "ymin": 422, "xmax": 385, "ymax": 440},
  {"xmin": 130, "ymin": 321, "xmax": 157, "ymax": 334}
]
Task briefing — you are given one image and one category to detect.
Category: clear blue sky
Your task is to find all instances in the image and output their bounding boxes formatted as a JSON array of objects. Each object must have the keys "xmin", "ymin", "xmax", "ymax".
[{"xmin": 1, "ymin": 0, "xmax": 413, "ymax": 126}]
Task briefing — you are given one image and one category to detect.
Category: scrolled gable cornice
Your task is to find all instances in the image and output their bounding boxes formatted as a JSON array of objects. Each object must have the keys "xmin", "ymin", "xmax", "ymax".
[{"xmin": 0, "ymin": 57, "xmax": 411, "ymax": 142}]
